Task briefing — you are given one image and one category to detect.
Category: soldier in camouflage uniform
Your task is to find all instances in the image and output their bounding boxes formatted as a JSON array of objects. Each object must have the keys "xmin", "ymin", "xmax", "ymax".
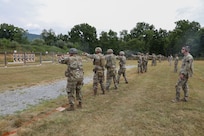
[
  {"xmin": 85, "ymin": 47, "xmax": 105, "ymax": 95},
  {"xmin": 143, "ymin": 53, "xmax": 149, "ymax": 72},
  {"xmin": 59, "ymin": 48, "xmax": 84, "ymax": 111},
  {"xmin": 105, "ymin": 49, "xmax": 118, "ymax": 90},
  {"xmin": 151, "ymin": 53, "xmax": 157, "ymax": 66},
  {"xmin": 174, "ymin": 54, "xmax": 179, "ymax": 73},
  {"xmin": 132, "ymin": 53, "xmax": 143, "ymax": 73},
  {"xmin": 172, "ymin": 46, "xmax": 193, "ymax": 102},
  {"xmin": 116, "ymin": 51, "xmax": 128, "ymax": 84}
]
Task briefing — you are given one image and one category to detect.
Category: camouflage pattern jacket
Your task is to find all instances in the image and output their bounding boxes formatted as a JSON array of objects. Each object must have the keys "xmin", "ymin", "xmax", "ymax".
[
  {"xmin": 116, "ymin": 56, "xmax": 126, "ymax": 69},
  {"xmin": 60, "ymin": 55, "xmax": 84, "ymax": 81},
  {"xmin": 86, "ymin": 53, "xmax": 105, "ymax": 71},
  {"xmin": 180, "ymin": 53, "xmax": 193, "ymax": 77}
]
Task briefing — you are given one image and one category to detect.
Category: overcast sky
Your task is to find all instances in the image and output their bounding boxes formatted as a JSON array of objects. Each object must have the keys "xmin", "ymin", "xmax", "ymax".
[{"xmin": 1, "ymin": 0, "xmax": 204, "ymax": 35}]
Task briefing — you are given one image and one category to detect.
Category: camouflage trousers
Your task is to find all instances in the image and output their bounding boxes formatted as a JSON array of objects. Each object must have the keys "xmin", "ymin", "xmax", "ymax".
[
  {"xmin": 93, "ymin": 70, "xmax": 105, "ymax": 94},
  {"xmin": 117, "ymin": 68, "xmax": 128, "ymax": 84},
  {"xmin": 66, "ymin": 79, "xmax": 83, "ymax": 105},
  {"xmin": 106, "ymin": 68, "xmax": 118, "ymax": 90},
  {"xmin": 174, "ymin": 64, "xmax": 178, "ymax": 73},
  {"xmin": 143, "ymin": 61, "xmax": 148, "ymax": 72},
  {"xmin": 138, "ymin": 63, "xmax": 143, "ymax": 73},
  {"xmin": 175, "ymin": 75, "xmax": 189, "ymax": 100}
]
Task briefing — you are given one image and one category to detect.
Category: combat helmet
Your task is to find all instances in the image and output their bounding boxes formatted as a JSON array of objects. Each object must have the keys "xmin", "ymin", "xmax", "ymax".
[
  {"xmin": 69, "ymin": 48, "xmax": 78, "ymax": 54},
  {"xmin": 107, "ymin": 49, "xmax": 113, "ymax": 54},
  {"xmin": 95, "ymin": 47, "xmax": 102, "ymax": 53},
  {"xmin": 119, "ymin": 51, "xmax": 125, "ymax": 55}
]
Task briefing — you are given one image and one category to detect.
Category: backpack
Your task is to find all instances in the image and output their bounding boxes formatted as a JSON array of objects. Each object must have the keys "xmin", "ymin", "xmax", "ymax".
[{"xmin": 67, "ymin": 56, "xmax": 84, "ymax": 81}]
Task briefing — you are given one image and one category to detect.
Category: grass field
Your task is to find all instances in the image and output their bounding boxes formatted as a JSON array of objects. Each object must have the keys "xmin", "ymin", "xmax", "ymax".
[{"xmin": 0, "ymin": 60, "xmax": 204, "ymax": 136}]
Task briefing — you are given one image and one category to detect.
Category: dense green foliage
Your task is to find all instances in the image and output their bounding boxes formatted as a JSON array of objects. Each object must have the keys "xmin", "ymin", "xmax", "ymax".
[{"xmin": 1, "ymin": 20, "xmax": 204, "ymax": 57}]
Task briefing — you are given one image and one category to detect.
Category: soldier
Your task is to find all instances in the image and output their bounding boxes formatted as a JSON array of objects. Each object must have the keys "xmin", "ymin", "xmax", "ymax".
[
  {"xmin": 174, "ymin": 54, "xmax": 179, "ymax": 73},
  {"xmin": 132, "ymin": 53, "xmax": 143, "ymax": 73},
  {"xmin": 151, "ymin": 53, "xmax": 157, "ymax": 66},
  {"xmin": 105, "ymin": 49, "xmax": 118, "ymax": 90},
  {"xmin": 169, "ymin": 55, "xmax": 173, "ymax": 66},
  {"xmin": 143, "ymin": 53, "xmax": 149, "ymax": 72},
  {"xmin": 59, "ymin": 48, "xmax": 84, "ymax": 111},
  {"xmin": 172, "ymin": 46, "xmax": 193, "ymax": 102},
  {"xmin": 116, "ymin": 51, "xmax": 128, "ymax": 84},
  {"xmin": 157, "ymin": 54, "xmax": 162, "ymax": 63},
  {"xmin": 85, "ymin": 47, "xmax": 106, "ymax": 95}
]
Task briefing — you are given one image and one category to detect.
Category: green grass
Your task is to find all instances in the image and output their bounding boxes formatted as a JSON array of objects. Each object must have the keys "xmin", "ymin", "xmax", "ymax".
[{"xmin": 0, "ymin": 60, "xmax": 204, "ymax": 136}]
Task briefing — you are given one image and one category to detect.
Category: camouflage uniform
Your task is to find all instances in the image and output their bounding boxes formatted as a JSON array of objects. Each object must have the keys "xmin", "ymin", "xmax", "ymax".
[
  {"xmin": 169, "ymin": 55, "xmax": 173, "ymax": 66},
  {"xmin": 173, "ymin": 46, "xmax": 193, "ymax": 102},
  {"xmin": 105, "ymin": 49, "xmax": 118, "ymax": 90},
  {"xmin": 85, "ymin": 47, "xmax": 105, "ymax": 95},
  {"xmin": 174, "ymin": 55, "xmax": 179, "ymax": 73},
  {"xmin": 143, "ymin": 53, "xmax": 149, "ymax": 72},
  {"xmin": 151, "ymin": 53, "xmax": 157, "ymax": 66},
  {"xmin": 116, "ymin": 51, "xmax": 128, "ymax": 84},
  {"xmin": 132, "ymin": 53, "xmax": 143, "ymax": 73},
  {"xmin": 157, "ymin": 54, "xmax": 162, "ymax": 63},
  {"xmin": 59, "ymin": 48, "xmax": 84, "ymax": 110}
]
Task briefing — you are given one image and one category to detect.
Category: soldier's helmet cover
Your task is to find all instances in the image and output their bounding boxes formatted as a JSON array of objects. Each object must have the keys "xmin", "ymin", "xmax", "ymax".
[
  {"xmin": 119, "ymin": 51, "xmax": 125, "ymax": 55},
  {"xmin": 107, "ymin": 49, "xmax": 113, "ymax": 54},
  {"xmin": 95, "ymin": 47, "xmax": 102, "ymax": 53},
  {"xmin": 69, "ymin": 48, "xmax": 78, "ymax": 54}
]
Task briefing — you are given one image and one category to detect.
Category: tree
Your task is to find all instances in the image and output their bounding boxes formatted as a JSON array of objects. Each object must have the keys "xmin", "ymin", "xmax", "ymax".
[
  {"xmin": 41, "ymin": 29, "xmax": 57, "ymax": 46},
  {"xmin": 168, "ymin": 20, "xmax": 201, "ymax": 56},
  {"xmin": 198, "ymin": 28, "xmax": 204, "ymax": 57},
  {"xmin": 98, "ymin": 30, "xmax": 120, "ymax": 54},
  {"xmin": 149, "ymin": 29, "xmax": 169, "ymax": 55},
  {"xmin": 0, "ymin": 23, "xmax": 27, "ymax": 43},
  {"xmin": 130, "ymin": 22, "xmax": 155, "ymax": 39},
  {"xmin": 68, "ymin": 23, "xmax": 97, "ymax": 52}
]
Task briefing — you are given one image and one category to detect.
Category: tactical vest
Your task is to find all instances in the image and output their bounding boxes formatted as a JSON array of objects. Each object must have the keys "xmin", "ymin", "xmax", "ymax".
[
  {"xmin": 66, "ymin": 56, "xmax": 83, "ymax": 81},
  {"xmin": 119, "ymin": 56, "xmax": 126, "ymax": 68},
  {"xmin": 106, "ymin": 54, "xmax": 116, "ymax": 68},
  {"xmin": 181, "ymin": 54, "xmax": 193, "ymax": 77},
  {"xmin": 93, "ymin": 54, "xmax": 105, "ymax": 67}
]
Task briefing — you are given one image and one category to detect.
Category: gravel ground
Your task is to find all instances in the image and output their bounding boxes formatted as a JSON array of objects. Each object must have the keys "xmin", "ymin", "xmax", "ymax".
[{"xmin": 0, "ymin": 65, "xmax": 136, "ymax": 116}]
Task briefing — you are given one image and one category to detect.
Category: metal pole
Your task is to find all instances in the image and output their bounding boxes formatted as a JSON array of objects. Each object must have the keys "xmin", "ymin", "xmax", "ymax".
[
  {"xmin": 24, "ymin": 52, "xmax": 26, "ymax": 65},
  {"xmin": 52, "ymin": 52, "xmax": 54, "ymax": 63},
  {"xmin": 4, "ymin": 51, "xmax": 7, "ymax": 67},
  {"xmin": 40, "ymin": 52, "xmax": 42, "ymax": 65}
]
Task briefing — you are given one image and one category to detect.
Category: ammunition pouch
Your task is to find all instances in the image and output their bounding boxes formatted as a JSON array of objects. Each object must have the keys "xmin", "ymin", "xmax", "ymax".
[{"xmin": 97, "ymin": 70, "xmax": 104, "ymax": 77}]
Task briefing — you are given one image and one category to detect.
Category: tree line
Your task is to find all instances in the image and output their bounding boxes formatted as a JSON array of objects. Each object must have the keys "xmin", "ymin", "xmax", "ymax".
[{"xmin": 0, "ymin": 20, "xmax": 204, "ymax": 57}]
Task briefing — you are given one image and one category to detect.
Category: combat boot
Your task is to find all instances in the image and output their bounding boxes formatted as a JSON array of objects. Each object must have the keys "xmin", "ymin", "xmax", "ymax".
[
  {"xmin": 171, "ymin": 99, "xmax": 180, "ymax": 103},
  {"xmin": 77, "ymin": 102, "xmax": 82, "ymax": 108},
  {"xmin": 102, "ymin": 89, "xmax": 105, "ymax": 94},
  {"xmin": 67, "ymin": 105, "xmax": 75, "ymax": 111},
  {"xmin": 181, "ymin": 97, "xmax": 188, "ymax": 102}
]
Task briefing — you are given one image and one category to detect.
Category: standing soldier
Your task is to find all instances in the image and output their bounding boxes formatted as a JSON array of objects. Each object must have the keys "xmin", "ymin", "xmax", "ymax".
[
  {"xmin": 172, "ymin": 46, "xmax": 193, "ymax": 102},
  {"xmin": 105, "ymin": 49, "xmax": 118, "ymax": 90},
  {"xmin": 174, "ymin": 54, "xmax": 179, "ymax": 73},
  {"xmin": 132, "ymin": 53, "xmax": 143, "ymax": 73},
  {"xmin": 116, "ymin": 51, "xmax": 128, "ymax": 84},
  {"xmin": 59, "ymin": 48, "xmax": 84, "ymax": 111},
  {"xmin": 151, "ymin": 53, "xmax": 157, "ymax": 66},
  {"xmin": 143, "ymin": 53, "xmax": 149, "ymax": 72},
  {"xmin": 85, "ymin": 47, "xmax": 106, "ymax": 95},
  {"xmin": 169, "ymin": 55, "xmax": 173, "ymax": 66},
  {"xmin": 157, "ymin": 54, "xmax": 162, "ymax": 63}
]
